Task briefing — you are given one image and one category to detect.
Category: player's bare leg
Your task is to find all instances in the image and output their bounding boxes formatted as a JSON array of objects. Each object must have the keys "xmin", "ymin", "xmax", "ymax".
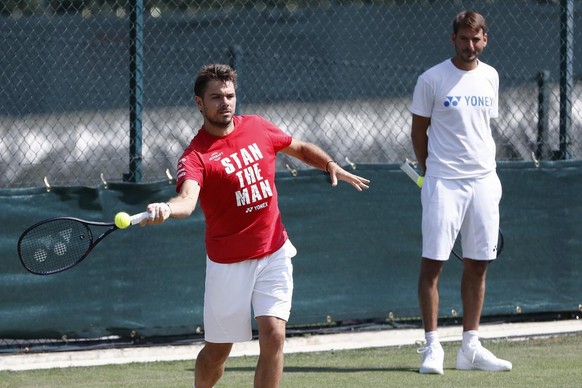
[
  {"xmin": 457, "ymin": 258, "xmax": 511, "ymax": 371},
  {"xmin": 460, "ymin": 258, "xmax": 488, "ymax": 331},
  {"xmin": 195, "ymin": 342, "xmax": 232, "ymax": 388},
  {"xmin": 418, "ymin": 258, "xmax": 445, "ymax": 332},
  {"xmin": 417, "ymin": 258, "xmax": 446, "ymax": 374},
  {"xmin": 254, "ymin": 316, "xmax": 287, "ymax": 388}
]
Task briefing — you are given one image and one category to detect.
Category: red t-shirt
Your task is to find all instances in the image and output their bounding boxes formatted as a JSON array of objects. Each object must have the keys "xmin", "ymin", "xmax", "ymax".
[{"xmin": 176, "ymin": 115, "xmax": 293, "ymax": 264}]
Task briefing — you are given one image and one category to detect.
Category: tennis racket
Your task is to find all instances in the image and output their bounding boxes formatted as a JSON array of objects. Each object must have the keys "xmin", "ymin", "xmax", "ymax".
[
  {"xmin": 451, "ymin": 228, "xmax": 504, "ymax": 261},
  {"xmin": 17, "ymin": 211, "xmax": 152, "ymax": 275},
  {"xmin": 400, "ymin": 159, "xmax": 504, "ymax": 261}
]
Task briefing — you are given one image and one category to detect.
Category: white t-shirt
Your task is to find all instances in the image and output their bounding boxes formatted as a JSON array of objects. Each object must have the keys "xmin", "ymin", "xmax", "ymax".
[{"xmin": 411, "ymin": 58, "xmax": 499, "ymax": 179}]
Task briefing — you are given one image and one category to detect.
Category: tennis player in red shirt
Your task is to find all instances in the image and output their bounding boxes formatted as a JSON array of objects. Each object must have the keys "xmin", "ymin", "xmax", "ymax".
[{"xmin": 143, "ymin": 63, "xmax": 370, "ymax": 387}]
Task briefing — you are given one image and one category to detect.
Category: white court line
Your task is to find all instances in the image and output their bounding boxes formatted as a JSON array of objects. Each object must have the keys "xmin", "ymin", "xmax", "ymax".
[{"xmin": 1, "ymin": 319, "xmax": 580, "ymax": 371}]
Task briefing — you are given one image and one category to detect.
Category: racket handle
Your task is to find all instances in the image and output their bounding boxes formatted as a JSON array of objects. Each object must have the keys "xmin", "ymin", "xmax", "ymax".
[
  {"xmin": 400, "ymin": 161, "xmax": 424, "ymax": 188},
  {"xmin": 130, "ymin": 211, "xmax": 154, "ymax": 225}
]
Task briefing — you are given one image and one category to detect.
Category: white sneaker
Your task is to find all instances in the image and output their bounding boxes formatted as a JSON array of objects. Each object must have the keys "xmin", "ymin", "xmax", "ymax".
[
  {"xmin": 456, "ymin": 342, "xmax": 512, "ymax": 371},
  {"xmin": 418, "ymin": 343, "xmax": 444, "ymax": 374}
]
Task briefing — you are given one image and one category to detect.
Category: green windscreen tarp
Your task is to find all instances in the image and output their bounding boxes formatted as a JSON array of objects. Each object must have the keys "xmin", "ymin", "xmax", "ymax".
[{"xmin": 1, "ymin": 162, "xmax": 580, "ymax": 340}]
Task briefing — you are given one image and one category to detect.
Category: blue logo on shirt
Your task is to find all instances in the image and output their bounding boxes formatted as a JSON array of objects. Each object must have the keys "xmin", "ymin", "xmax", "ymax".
[
  {"xmin": 444, "ymin": 96, "xmax": 461, "ymax": 107},
  {"xmin": 444, "ymin": 96, "xmax": 494, "ymax": 108}
]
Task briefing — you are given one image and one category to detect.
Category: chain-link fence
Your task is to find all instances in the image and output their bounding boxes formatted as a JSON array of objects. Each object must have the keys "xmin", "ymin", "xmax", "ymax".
[{"xmin": 2, "ymin": 0, "xmax": 582, "ymax": 188}]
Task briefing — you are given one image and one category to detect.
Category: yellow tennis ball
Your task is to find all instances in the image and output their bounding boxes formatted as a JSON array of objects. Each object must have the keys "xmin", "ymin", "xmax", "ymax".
[
  {"xmin": 114, "ymin": 212, "xmax": 131, "ymax": 229},
  {"xmin": 417, "ymin": 176, "xmax": 424, "ymax": 188}
]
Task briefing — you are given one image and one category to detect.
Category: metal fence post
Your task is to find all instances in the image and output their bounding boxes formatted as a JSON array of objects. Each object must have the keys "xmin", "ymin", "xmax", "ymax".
[
  {"xmin": 559, "ymin": 0, "xmax": 574, "ymax": 160},
  {"xmin": 229, "ymin": 44, "xmax": 243, "ymax": 115},
  {"xmin": 536, "ymin": 70, "xmax": 551, "ymax": 160},
  {"xmin": 126, "ymin": 0, "xmax": 144, "ymax": 182}
]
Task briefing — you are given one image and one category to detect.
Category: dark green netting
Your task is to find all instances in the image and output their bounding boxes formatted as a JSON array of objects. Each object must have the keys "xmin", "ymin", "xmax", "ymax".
[{"xmin": 1, "ymin": 163, "xmax": 580, "ymax": 341}]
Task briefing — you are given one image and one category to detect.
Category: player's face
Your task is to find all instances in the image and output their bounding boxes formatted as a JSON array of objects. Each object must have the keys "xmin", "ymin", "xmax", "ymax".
[
  {"xmin": 451, "ymin": 26, "xmax": 487, "ymax": 70},
  {"xmin": 196, "ymin": 80, "xmax": 237, "ymax": 129}
]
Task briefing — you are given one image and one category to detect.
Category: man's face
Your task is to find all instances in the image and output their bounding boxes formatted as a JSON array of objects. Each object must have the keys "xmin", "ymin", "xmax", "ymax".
[
  {"xmin": 196, "ymin": 80, "xmax": 236, "ymax": 128},
  {"xmin": 452, "ymin": 26, "xmax": 487, "ymax": 65}
]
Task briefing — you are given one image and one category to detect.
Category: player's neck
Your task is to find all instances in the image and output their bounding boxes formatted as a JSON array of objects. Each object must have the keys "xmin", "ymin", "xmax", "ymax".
[
  {"xmin": 203, "ymin": 121, "xmax": 235, "ymax": 137},
  {"xmin": 451, "ymin": 57, "xmax": 479, "ymax": 71}
]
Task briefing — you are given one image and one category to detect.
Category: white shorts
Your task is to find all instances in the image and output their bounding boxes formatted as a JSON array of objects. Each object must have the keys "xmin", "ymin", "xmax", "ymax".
[
  {"xmin": 421, "ymin": 173, "xmax": 502, "ymax": 261},
  {"xmin": 203, "ymin": 239, "xmax": 297, "ymax": 343}
]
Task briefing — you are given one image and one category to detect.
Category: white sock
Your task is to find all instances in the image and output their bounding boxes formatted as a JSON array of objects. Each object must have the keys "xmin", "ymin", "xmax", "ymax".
[
  {"xmin": 462, "ymin": 330, "xmax": 480, "ymax": 349},
  {"xmin": 425, "ymin": 331, "xmax": 441, "ymax": 347}
]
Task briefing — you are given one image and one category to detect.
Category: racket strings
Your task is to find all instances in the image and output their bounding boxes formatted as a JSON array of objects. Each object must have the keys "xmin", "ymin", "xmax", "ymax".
[{"xmin": 18, "ymin": 220, "xmax": 93, "ymax": 274}]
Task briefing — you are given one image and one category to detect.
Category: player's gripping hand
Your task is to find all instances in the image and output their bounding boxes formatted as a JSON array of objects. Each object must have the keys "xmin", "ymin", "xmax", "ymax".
[{"xmin": 141, "ymin": 202, "xmax": 172, "ymax": 225}]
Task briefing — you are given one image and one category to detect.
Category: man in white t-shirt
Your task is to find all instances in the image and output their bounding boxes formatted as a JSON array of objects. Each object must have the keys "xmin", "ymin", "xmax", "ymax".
[{"xmin": 410, "ymin": 10, "xmax": 512, "ymax": 374}]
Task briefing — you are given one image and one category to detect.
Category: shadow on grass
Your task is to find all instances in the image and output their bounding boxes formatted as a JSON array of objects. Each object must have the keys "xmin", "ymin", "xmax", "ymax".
[{"xmin": 223, "ymin": 366, "xmax": 418, "ymax": 373}]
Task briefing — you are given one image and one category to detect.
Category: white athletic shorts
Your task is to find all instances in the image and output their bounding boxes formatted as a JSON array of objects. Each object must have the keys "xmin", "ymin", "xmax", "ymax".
[
  {"xmin": 203, "ymin": 239, "xmax": 297, "ymax": 343},
  {"xmin": 421, "ymin": 172, "xmax": 502, "ymax": 261}
]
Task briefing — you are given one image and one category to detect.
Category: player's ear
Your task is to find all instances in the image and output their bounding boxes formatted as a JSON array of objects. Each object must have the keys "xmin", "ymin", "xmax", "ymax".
[{"xmin": 194, "ymin": 96, "xmax": 204, "ymax": 111}]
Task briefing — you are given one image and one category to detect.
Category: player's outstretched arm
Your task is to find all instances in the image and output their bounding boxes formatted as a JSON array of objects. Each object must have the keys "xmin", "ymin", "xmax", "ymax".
[
  {"xmin": 142, "ymin": 179, "xmax": 201, "ymax": 225},
  {"xmin": 282, "ymin": 139, "xmax": 370, "ymax": 191}
]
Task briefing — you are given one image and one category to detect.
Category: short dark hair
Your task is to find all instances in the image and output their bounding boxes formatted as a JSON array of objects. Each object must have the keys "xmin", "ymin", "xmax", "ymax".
[
  {"xmin": 453, "ymin": 10, "xmax": 487, "ymax": 35},
  {"xmin": 193, "ymin": 64, "xmax": 238, "ymax": 98}
]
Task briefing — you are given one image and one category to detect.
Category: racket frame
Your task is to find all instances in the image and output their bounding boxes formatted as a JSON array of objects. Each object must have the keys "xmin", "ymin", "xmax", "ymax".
[
  {"xmin": 450, "ymin": 228, "xmax": 504, "ymax": 262},
  {"xmin": 17, "ymin": 212, "xmax": 151, "ymax": 275}
]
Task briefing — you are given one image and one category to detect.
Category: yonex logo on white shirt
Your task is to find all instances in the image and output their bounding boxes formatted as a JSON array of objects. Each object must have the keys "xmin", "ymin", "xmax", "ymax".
[
  {"xmin": 444, "ymin": 96, "xmax": 461, "ymax": 107},
  {"xmin": 443, "ymin": 95, "xmax": 495, "ymax": 108}
]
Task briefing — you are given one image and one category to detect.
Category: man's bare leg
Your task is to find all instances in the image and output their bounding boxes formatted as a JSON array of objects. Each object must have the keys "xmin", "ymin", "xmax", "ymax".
[
  {"xmin": 461, "ymin": 258, "xmax": 488, "ymax": 331},
  {"xmin": 195, "ymin": 342, "xmax": 232, "ymax": 388},
  {"xmin": 254, "ymin": 316, "xmax": 287, "ymax": 388},
  {"xmin": 418, "ymin": 258, "xmax": 445, "ymax": 332}
]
